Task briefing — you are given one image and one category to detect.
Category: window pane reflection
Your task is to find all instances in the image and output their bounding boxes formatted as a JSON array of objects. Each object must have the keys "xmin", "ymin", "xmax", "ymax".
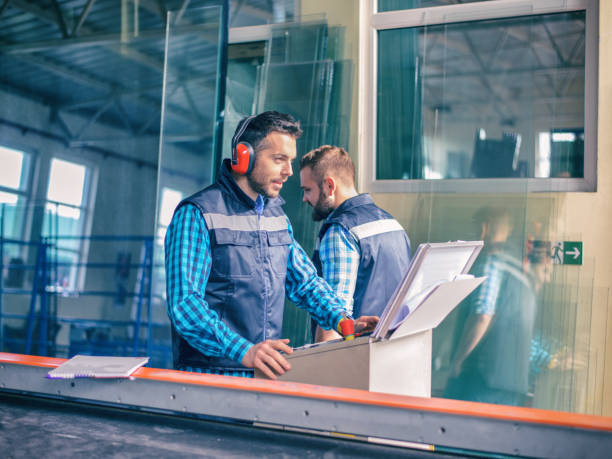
[
  {"xmin": 379, "ymin": 0, "xmax": 491, "ymax": 12},
  {"xmin": 377, "ymin": 12, "xmax": 586, "ymax": 180}
]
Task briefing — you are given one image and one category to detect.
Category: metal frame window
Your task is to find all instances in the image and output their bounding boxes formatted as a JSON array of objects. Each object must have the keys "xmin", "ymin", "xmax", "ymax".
[
  {"xmin": 42, "ymin": 157, "xmax": 97, "ymax": 292},
  {"xmin": 359, "ymin": 0, "xmax": 599, "ymax": 193},
  {"xmin": 0, "ymin": 144, "xmax": 33, "ymax": 256}
]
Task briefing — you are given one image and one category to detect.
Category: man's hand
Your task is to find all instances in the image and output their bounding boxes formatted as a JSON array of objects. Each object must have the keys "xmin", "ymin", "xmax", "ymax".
[
  {"xmin": 315, "ymin": 325, "xmax": 342, "ymax": 343},
  {"xmin": 354, "ymin": 315, "xmax": 379, "ymax": 334},
  {"xmin": 241, "ymin": 338, "xmax": 293, "ymax": 380}
]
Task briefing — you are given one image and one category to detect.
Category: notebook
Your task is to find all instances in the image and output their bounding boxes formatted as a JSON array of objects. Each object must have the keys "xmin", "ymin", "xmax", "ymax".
[{"xmin": 46, "ymin": 355, "xmax": 149, "ymax": 379}]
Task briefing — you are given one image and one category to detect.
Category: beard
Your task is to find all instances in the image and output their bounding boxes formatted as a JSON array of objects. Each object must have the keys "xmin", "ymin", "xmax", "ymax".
[
  {"xmin": 246, "ymin": 172, "xmax": 270, "ymax": 198},
  {"xmin": 311, "ymin": 190, "xmax": 334, "ymax": 221},
  {"xmin": 247, "ymin": 166, "xmax": 281, "ymax": 199}
]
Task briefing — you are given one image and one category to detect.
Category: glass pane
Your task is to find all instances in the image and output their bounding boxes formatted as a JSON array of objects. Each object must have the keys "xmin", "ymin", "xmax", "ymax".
[
  {"xmin": 154, "ymin": 5, "xmax": 225, "ymax": 366},
  {"xmin": 372, "ymin": 8, "xmax": 600, "ymax": 413},
  {"xmin": 0, "ymin": 146, "xmax": 25, "ymax": 190},
  {"xmin": 47, "ymin": 159, "xmax": 86, "ymax": 206},
  {"xmin": 377, "ymin": 11, "xmax": 586, "ymax": 180},
  {"xmin": 0, "ymin": 1, "xmax": 185, "ymax": 364},
  {"xmin": 157, "ymin": 6, "xmax": 225, "ymax": 195},
  {"xmin": 0, "ymin": 191, "xmax": 18, "ymax": 205},
  {"xmin": 42, "ymin": 203, "xmax": 85, "ymax": 251},
  {"xmin": 50, "ymin": 249, "xmax": 79, "ymax": 291},
  {"xmin": 229, "ymin": 0, "xmax": 296, "ymax": 27},
  {"xmin": 158, "ymin": 187, "xmax": 183, "ymax": 228},
  {"xmin": 0, "ymin": 197, "xmax": 28, "ymax": 242},
  {"xmin": 378, "ymin": 0, "xmax": 493, "ymax": 12}
]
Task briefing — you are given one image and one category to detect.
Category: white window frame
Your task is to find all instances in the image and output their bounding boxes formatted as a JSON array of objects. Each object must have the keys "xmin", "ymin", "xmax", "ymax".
[
  {"xmin": 0, "ymin": 143, "xmax": 35, "ymax": 245},
  {"xmin": 358, "ymin": 0, "xmax": 599, "ymax": 193},
  {"xmin": 0, "ymin": 145, "xmax": 32, "ymax": 200},
  {"xmin": 43, "ymin": 155, "xmax": 98, "ymax": 292}
]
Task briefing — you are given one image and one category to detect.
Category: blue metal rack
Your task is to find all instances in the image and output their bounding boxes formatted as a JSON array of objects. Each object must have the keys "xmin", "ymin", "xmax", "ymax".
[{"xmin": 0, "ymin": 229, "xmax": 172, "ymax": 367}]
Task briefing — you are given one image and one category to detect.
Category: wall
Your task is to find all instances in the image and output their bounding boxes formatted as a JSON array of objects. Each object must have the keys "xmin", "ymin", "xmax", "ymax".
[
  {"xmin": 374, "ymin": 3, "xmax": 611, "ymax": 415},
  {"xmin": 301, "ymin": 1, "xmax": 610, "ymax": 415}
]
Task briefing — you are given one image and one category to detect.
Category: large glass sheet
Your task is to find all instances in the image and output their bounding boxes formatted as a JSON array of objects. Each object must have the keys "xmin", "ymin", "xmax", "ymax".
[
  {"xmin": 0, "ymin": 2, "xmax": 224, "ymax": 368},
  {"xmin": 154, "ymin": 6, "xmax": 226, "ymax": 366},
  {"xmin": 377, "ymin": 12, "xmax": 586, "ymax": 180},
  {"xmin": 0, "ymin": 2, "xmax": 171, "ymax": 361},
  {"xmin": 258, "ymin": 33, "xmax": 353, "ymax": 347},
  {"xmin": 228, "ymin": 0, "xmax": 297, "ymax": 27}
]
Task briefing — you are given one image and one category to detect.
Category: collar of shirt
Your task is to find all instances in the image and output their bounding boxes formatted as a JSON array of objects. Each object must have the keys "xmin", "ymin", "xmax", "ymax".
[
  {"xmin": 218, "ymin": 159, "xmax": 283, "ymax": 212},
  {"xmin": 255, "ymin": 194, "xmax": 264, "ymax": 215}
]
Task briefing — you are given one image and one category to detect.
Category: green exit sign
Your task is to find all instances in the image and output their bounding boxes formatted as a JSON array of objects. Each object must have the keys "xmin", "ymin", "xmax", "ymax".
[{"xmin": 551, "ymin": 241, "xmax": 583, "ymax": 265}]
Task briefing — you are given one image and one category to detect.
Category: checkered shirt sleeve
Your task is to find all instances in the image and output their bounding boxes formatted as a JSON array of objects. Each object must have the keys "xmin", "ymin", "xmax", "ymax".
[
  {"xmin": 164, "ymin": 204, "xmax": 253, "ymax": 370},
  {"xmin": 285, "ymin": 218, "xmax": 348, "ymax": 329},
  {"xmin": 473, "ymin": 257, "xmax": 503, "ymax": 316},
  {"xmin": 317, "ymin": 223, "xmax": 360, "ymax": 315}
]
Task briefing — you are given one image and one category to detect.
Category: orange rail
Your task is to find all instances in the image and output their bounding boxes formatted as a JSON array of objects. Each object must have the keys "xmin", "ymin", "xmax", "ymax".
[{"xmin": 2, "ymin": 352, "xmax": 611, "ymax": 432}]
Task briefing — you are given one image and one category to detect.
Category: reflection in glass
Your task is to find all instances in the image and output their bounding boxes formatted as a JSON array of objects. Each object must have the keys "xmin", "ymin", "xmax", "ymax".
[
  {"xmin": 378, "ymin": 0, "xmax": 491, "ymax": 12},
  {"xmin": 0, "ymin": 146, "xmax": 25, "ymax": 190},
  {"xmin": 377, "ymin": 12, "xmax": 586, "ymax": 180}
]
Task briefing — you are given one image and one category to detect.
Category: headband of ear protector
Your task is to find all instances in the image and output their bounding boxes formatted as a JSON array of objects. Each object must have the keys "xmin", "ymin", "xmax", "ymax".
[{"xmin": 231, "ymin": 115, "xmax": 256, "ymax": 175}]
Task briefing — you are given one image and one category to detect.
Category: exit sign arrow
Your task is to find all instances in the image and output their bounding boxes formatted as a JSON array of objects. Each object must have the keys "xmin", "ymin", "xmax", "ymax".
[
  {"xmin": 566, "ymin": 246, "xmax": 581, "ymax": 260},
  {"xmin": 550, "ymin": 241, "xmax": 583, "ymax": 265}
]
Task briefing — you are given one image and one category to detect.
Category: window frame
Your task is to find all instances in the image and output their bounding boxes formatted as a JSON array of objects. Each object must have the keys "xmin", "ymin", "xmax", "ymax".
[
  {"xmin": 358, "ymin": 0, "xmax": 599, "ymax": 193},
  {"xmin": 0, "ymin": 143, "xmax": 35, "ymax": 244},
  {"xmin": 42, "ymin": 155, "xmax": 98, "ymax": 292}
]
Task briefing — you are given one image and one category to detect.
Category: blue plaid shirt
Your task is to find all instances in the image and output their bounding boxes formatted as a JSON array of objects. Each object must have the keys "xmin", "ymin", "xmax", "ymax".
[
  {"xmin": 165, "ymin": 199, "xmax": 347, "ymax": 377},
  {"xmin": 473, "ymin": 252, "xmax": 552, "ymax": 370},
  {"xmin": 318, "ymin": 224, "xmax": 360, "ymax": 315}
]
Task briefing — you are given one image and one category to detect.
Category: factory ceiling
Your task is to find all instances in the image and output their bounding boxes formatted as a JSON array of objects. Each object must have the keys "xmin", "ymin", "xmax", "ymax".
[
  {"xmin": 0, "ymin": 0, "xmax": 292, "ymax": 153},
  {"xmin": 0, "ymin": 1, "xmax": 587, "ymax": 155}
]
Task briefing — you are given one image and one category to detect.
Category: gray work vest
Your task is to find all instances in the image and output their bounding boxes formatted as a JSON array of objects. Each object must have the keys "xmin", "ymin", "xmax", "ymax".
[
  {"xmin": 312, "ymin": 194, "xmax": 412, "ymax": 318},
  {"xmin": 470, "ymin": 252, "xmax": 537, "ymax": 394},
  {"xmin": 171, "ymin": 160, "xmax": 291, "ymax": 372}
]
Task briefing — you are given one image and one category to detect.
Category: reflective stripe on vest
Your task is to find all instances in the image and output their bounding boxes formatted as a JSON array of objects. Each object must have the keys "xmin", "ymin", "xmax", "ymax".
[
  {"xmin": 203, "ymin": 213, "xmax": 288, "ymax": 232},
  {"xmin": 349, "ymin": 218, "xmax": 405, "ymax": 241}
]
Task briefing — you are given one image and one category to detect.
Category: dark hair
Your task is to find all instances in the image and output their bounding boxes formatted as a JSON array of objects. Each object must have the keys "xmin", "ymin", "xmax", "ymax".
[
  {"xmin": 528, "ymin": 240, "xmax": 551, "ymax": 264},
  {"xmin": 300, "ymin": 145, "xmax": 356, "ymax": 187},
  {"xmin": 233, "ymin": 111, "xmax": 302, "ymax": 152}
]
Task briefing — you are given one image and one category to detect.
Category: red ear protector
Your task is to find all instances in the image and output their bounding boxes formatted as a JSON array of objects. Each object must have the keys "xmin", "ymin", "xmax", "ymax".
[{"xmin": 231, "ymin": 115, "xmax": 256, "ymax": 175}]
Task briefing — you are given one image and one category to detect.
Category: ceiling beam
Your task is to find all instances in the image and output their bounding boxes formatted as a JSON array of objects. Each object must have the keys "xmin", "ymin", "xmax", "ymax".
[
  {"xmin": 10, "ymin": 52, "xmax": 111, "ymax": 91},
  {"xmin": 5, "ymin": 0, "xmax": 222, "ymax": 140},
  {"xmin": 8, "ymin": 0, "xmax": 61, "ymax": 28},
  {"xmin": 6, "ymin": 0, "xmax": 168, "ymax": 73},
  {"xmin": 173, "ymin": 0, "xmax": 191, "ymax": 25},
  {"xmin": 50, "ymin": 0, "xmax": 69, "ymax": 38},
  {"xmin": 71, "ymin": 0, "xmax": 97, "ymax": 38},
  {"xmin": 0, "ymin": 22, "xmax": 217, "ymax": 54},
  {"xmin": 0, "ymin": 0, "xmax": 10, "ymax": 17},
  {"xmin": 138, "ymin": 0, "xmax": 167, "ymax": 21}
]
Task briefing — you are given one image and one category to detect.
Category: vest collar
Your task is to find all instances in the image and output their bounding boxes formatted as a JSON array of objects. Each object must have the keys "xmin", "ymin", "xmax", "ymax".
[
  {"xmin": 217, "ymin": 159, "xmax": 285, "ymax": 209},
  {"xmin": 326, "ymin": 193, "xmax": 373, "ymax": 222}
]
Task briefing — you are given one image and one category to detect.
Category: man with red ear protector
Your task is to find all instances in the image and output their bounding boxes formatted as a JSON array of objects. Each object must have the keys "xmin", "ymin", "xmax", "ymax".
[{"xmin": 165, "ymin": 111, "xmax": 378, "ymax": 380}]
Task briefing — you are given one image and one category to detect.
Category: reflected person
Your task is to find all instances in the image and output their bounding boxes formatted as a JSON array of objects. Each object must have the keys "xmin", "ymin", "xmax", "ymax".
[
  {"xmin": 164, "ymin": 112, "xmax": 378, "ymax": 379},
  {"xmin": 446, "ymin": 208, "xmax": 551, "ymax": 406},
  {"xmin": 300, "ymin": 145, "xmax": 411, "ymax": 342}
]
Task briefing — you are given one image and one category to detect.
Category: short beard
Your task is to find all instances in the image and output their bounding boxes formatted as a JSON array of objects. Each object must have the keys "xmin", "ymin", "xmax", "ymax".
[
  {"xmin": 312, "ymin": 188, "xmax": 334, "ymax": 221},
  {"xmin": 246, "ymin": 171, "xmax": 271, "ymax": 198}
]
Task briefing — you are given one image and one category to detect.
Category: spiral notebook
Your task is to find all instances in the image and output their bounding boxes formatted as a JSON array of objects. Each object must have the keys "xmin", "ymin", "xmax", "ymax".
[{"xmin": 46, "ymin": 355, "xmax": 149, "ymax": 379}]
